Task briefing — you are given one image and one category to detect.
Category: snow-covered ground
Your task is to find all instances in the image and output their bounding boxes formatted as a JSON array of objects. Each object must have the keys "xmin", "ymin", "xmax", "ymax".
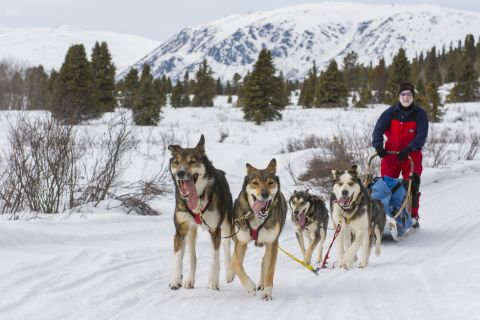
[{"xmin": 1, "ymin": 99, "xmax": 479, "ymax": 319}]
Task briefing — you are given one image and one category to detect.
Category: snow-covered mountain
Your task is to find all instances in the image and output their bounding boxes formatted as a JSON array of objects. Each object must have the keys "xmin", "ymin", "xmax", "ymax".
[
  {"xmin": 0, "ymin": 25, "xmax": 160, "ymax": 72},
  {"xmin": 125, "ymin": 2, "xmax": 480, "ymax": 81}
]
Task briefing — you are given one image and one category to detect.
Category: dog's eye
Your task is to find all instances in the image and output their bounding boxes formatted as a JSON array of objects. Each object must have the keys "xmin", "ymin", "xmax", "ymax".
[
  {"xmin": 189, "ymin": 159, "xmax": 197, "ymax": 164},
  {"xmin": 338, "ymin": 182, "xmax": 343, "ymax": 186},
  {"xmin": 268, "ymin": 181, "xmax": 275, "ymax": 186},
  {"xmin": 348, "ymin": 181, "xmax": 354, "ymax": 186},
  {"xmin": 173, "ymin": 160, "xmax": 179, "ymax": 165},
  {"xmin": 251, "ymin": 181, "xmax": 259, "ymax": 186}
]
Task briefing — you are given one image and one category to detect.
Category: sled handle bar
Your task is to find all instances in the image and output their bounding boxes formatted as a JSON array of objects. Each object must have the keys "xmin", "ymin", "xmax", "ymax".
[{"xmin": 367, "ymin": 151, "xmax": 414, "ymax": 178}]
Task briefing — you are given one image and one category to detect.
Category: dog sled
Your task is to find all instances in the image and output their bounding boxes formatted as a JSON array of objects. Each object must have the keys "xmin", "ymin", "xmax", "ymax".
[{"xmin": 364, "ymin": 152, "xmax": 416, "ymax": 241}]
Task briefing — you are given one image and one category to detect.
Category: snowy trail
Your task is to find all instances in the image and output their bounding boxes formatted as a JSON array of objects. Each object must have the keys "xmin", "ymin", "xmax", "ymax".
[{"xmin": 1, "ymin": 162, "xmax": 479, "ymax": 320}]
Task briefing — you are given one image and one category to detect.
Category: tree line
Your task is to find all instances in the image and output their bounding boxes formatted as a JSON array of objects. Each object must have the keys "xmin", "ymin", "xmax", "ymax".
[{"xmin": 0, "ymin": 34, "xmax": 479, "ymax": 125}]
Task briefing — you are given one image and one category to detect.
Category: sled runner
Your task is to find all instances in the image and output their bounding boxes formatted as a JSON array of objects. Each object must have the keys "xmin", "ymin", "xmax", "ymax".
[{"xmin": 364, "ymin": 152, "xmax": 416, "ymax": 241}]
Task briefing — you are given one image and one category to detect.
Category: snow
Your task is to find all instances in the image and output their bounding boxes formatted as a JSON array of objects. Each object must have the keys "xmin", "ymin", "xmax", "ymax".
[
  {"xmin": 1, "ymin": 100, "xmax": 480, "ymax": 319},
  {"xmin": 0, "ymin": 25, "xmax": 160, "ymax": 72}
]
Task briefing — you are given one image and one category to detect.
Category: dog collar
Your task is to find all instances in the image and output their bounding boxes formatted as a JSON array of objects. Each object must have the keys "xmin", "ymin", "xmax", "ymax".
[{"xmin": 187, "ymin": 191, "xmax": 212, "ymax": 226}]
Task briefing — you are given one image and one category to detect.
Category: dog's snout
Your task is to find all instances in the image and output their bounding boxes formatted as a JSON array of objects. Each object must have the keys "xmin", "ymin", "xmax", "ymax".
[
  {"xmin": 177, "ymin": 170, "xmax": 186, "ymax": 179},
  {"xmin": 342, "ymin": 189, "xmax": 349, "ymax": 197},
  {"xmin": 294, "ymin": 210, "xmax": 299, "ymax": 215},
  {"xmin": 261, "ymin": 190, "xmax": 269, "ymax": 200}
]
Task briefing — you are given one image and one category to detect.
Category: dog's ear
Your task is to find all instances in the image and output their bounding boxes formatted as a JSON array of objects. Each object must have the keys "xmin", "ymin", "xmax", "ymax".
[
  {"xmin": 195, "ymin": 135, "xmax": 205, "ymax": 154},
  {"xmin": 331, "ymin": 169, "xmax": 337, "ymax": 180},
  {"xmin": 266, "ymin": 158, "xmax": 277, "ymax": 173},
  {"xmin": 168, "ymin": 145, "xmax": 182, "ymax": 154},
  {"xmin": 350, "ymin": 164, "xmax": 359, "ymax": 177},
  {"xmin": 246, "ymin": 163, "xmax": 256, "ymax": 175}
]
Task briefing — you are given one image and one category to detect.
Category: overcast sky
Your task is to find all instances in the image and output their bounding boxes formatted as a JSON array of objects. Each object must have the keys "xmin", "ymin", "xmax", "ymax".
[{"xmin": 1, "ymin": 0, "xmax": 479, "ymax": 41}]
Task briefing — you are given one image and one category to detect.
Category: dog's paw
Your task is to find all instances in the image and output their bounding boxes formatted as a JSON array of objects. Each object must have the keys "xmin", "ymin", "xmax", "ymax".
[
  {"xmin": 245, "ymin": 280, "xmax": 256, "ymax": 296},
  {"xmin": 226, "ymin": 268, "xmax": 236, "ymax": 283},
  {"xmin": 182, "ymin": 279, "xmax": 195, "ymax": 289},
  {"xmin": 338, "ymin": 259, "xmax": 352, "ymax": 269},
  {"xmin": 257, "ymin": 283, "xmax": 264, "ymax": 291},
  {"xmin": 303, "ymin": 258, "xmax": 312, "ymax": 266},
  {"xmin": 208, "ymin": 279, "xmax": 220, "ymax": 290},
  {"xmin": 169, "ymin": 278, "xmax": 182, "ymax": 290},
  {"xmin": 261, "ymin": 287, "xmax": 273, "ymax": 301}
]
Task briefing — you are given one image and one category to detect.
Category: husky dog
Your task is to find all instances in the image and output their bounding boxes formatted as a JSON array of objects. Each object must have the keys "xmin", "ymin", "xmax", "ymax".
[
  {"xmin": 226, "ymin": 159, "xmax": 287, "ymax": 300},
  {"xmin": 331, "ymin": 165, "xmax": 386, "ymax": 269},
  {"xmin": 168, "ymin": 135, "xmax": 233, "ymax": 290},
  {"xmin": 289, "ymin": 190, "xmax": 329, "ymax": 265}
]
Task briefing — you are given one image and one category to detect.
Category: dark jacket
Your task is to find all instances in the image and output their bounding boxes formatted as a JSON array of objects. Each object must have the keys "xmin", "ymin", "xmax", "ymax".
[{"xmin": 372, "ymin": 103, "xmax": 429, "ymax": 151}]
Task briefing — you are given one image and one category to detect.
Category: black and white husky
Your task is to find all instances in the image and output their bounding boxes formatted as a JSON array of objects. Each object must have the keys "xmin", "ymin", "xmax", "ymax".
[
  {"xmin": 289, "ymin": 190, "xmax": 329, "ymax": 265},
  {"xmin": 331, "ymin": 165, "xmax": 386, "ymax": 269}
]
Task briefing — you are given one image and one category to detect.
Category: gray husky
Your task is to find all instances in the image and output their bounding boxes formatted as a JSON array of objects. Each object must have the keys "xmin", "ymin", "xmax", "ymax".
[
  {"xmin": 289, "ymin": 190, "xmax": 329, "ymax": 265},
  {"xmin": 331, "ymin": 165, "xmax": 386, "ymax": 269}
]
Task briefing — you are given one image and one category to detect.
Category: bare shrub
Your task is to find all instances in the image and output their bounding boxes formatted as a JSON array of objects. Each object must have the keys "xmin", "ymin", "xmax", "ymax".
[
  {"xmin": 1, "ymin": 114, "xmax": 81, "ymax": 213},
  {"xmin": 282, "ymin": 134, "xmax": 323, "ymax": 153},
  {"xmin": 80, "ymin": 112, "xmax": 137, "ymax": 206},
  {"xmin": 423, "ymin": 127, "xmax": 451, "ymax": 167},
  {"xmin": 465, "ymin": 132, "xmax": 480, "ymax": 160},
  {"xmin": 116, "ymin": 164, "xmax": 172, "ymax": 215}
]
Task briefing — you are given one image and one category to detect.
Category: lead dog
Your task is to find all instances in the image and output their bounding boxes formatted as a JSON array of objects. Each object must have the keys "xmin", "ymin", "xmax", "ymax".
[
  {"xmin": 289, "ymin": 190, "xmax": 329, "ymax": 265},
  {"xmin": 168, "ymin": 135, "xmax": 233, "ymax": 290},
  {"xmin": 331, "ymin": 165, "xmax": 386, "ymax": 268},
  {"xmin": 227, "ymin": 159, "xmax": 287, "ymax": 300}
]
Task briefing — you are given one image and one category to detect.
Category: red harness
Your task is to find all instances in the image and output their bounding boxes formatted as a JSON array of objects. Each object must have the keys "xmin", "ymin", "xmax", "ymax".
[{"xmin": 187, "ymin": 191, "xmax": 211, "ymax": 226}]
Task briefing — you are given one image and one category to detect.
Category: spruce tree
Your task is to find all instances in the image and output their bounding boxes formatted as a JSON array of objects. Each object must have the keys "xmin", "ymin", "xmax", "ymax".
[
  {"xmin": 51, "ymin": 44, "xmax": 96, "ymax": 124},
  {"xmin": 133, "ymin": 64, "xmax": 160, "ymax": 125},
  {"xmin": 232, "ymin": 73, "xmax": 242, "ymax": 95},
  {"xmin": 91, "ymin": 41, "xmax": 116, "ymax": 113},
  {"xmin": 342, "ymin": 51, "xmax": 360, "ymax": 93},
  {"xmin": 298, "ymin": 61, "xmax": 318, "ymax": 108},
  {"xmin": 315, "ymin": 60, "xmax": 348, "ymax": 108},
  {"xmin": 424, "ymin": 47, "xmax": 442, "ymax": 84},
  {"xmin": 192, "ymin": 59, "xmax": 216, "ymax": 106},
  {"xmin": 153, "ymin": 78, "xmax": 167, "ymax": 107},
  {"xmin": 241, "ymin": 49, "xmax": 286, "ymax": 124},
  {"xmin": 119, "ymin": 68, "xmax": 139, "ymax": 109},
  {"xmin": 414, "ymin": 80, "xmax": 428, "ymax": 108},
  {"xmin": 385, "ymin": 48, "xmax": 410, "ymax": 105},
  {"xmin": 369, "ymin": 58, "xmax": 387, "ymax": 103},
  {"xmin": 25, "ymin": 65, "xmax": 49, "ymax": 110},
  {"xmin": 355, "ymin": 85, "xmax": 372, "ymax": 108},
  {"xmin": 170, "ymin": 81, "xmax": 185, "ymax": 108},
  {"xmin": 425, "ymin": 82, "xmax": 443, "ymax": 123},
  {"xmin": 215, "ymin": 77, "xmax": 224, "ymax": 95},
  {"xmin": 447, "ymin": 56, "xmax": 480, "ymax": 102}
]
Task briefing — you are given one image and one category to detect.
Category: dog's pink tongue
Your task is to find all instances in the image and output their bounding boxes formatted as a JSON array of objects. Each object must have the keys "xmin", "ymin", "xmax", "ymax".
[
  {"xmin": 335, "ymin": 197, "xmax": 349, "ymax": 205},
  {"xmin": 184, "ymin": 180, "xmax": 197, "ymax": 210},
  {"xmin": 252, "ymin": 200, "xmax": 267, "ymax": 216},
  {"xmin": 298, "ymin": 213, "xmax": 306, "ymax": 228}
]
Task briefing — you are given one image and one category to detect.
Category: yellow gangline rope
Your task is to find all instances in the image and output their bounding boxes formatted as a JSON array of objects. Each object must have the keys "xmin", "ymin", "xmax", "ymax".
[{"xmin": 278, "ymin": 246, "xmax": 319, "ymax": 275}]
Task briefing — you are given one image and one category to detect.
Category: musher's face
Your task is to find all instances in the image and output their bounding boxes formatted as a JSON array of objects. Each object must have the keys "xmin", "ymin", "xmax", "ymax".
[{"xmin": 399, "ymin": 90, "xmax": 414, "ymax": 107}]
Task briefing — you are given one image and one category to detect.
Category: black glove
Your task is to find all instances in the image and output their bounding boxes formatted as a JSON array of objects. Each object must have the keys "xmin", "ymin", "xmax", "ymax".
[
  {"xmin": 375, "ymin": 146, "xmax": 388, "ymax": 158},
  {"xmin": 398, "ymin": 146, "xmax": 412, "ymax": 162}
]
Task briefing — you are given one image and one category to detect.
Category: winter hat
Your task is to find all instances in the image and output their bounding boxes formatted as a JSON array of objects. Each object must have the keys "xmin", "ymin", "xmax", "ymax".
[{"xmin": 398, "ymin": 82, "xmax": 415, "ymax": 97}]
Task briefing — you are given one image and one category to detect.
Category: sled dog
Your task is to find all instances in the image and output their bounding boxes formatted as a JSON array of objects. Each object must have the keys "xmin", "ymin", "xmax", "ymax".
[
  {"xmin": 227, "ymin": 159, "xmax": 287, "ymax": 300},
  {"xmin": 289, "ymin": 190, "xmax": 329, "ymax": 265},
  {"xmin": 168, "ymin": 135, "xmax": 233, "ymax": 290},
  {"xmin": 330, "ymin": 165, "xmax": 386, "ymax": 268}
]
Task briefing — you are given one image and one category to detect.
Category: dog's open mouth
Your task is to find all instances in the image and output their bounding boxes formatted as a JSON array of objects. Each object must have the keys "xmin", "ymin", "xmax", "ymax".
[
  {"xmin": 335, "ymin": 196, "xmax": 353, "ymax": 208},
  {"xmin": 178, "ymin": 174, "xmax": 199, "ymax": 210},
  {"xmin": 251, "ymin": 194, "xmax": 272, "ymax": 219}
]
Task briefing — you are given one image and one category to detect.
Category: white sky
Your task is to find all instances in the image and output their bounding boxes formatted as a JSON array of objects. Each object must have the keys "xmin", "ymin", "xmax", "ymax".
[{"xmin": 1, "ymin": 0, "xmax": 480, "ymax": 41}]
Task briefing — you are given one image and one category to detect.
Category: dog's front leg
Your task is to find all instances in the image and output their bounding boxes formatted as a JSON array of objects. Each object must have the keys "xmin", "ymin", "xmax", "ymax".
[
  {"xmin": 183, "ymin": 226, "xmax": 197, "ymax": 289},
  {"xmin": 295, "ymin": 231, "xmax": 307, "ymax": 257},
  {"xmin": 316, "ymin": 227, "xmax": 326, "ymax": 264},
  {"xmin": 342, "ymin": 231, "xmax": 363, "ymax": 268},
  {"xmin": 233, "ymin": 241, "xmax": 256, "ymax": 296},
  {"xmin": 208, "ymin": 227, "xmax": 221, "ymax": 290},
  {"xmin": 304, "ymin": 232, "xmax": 319, "ymax": 265},
  {"xmin": 257, "ymin": 255, "xmax": 265, "ymax": 291},
  {"xmin": 221, "ymin": 219, "xmax": 232, "ymax": 273},
  {"xmin": 170, "ymin": 224, "xmax": 188, "ymax": 289},
  {"xmin": 261, "ymin": 240, "xmax": 279, "ymax": 301}
]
